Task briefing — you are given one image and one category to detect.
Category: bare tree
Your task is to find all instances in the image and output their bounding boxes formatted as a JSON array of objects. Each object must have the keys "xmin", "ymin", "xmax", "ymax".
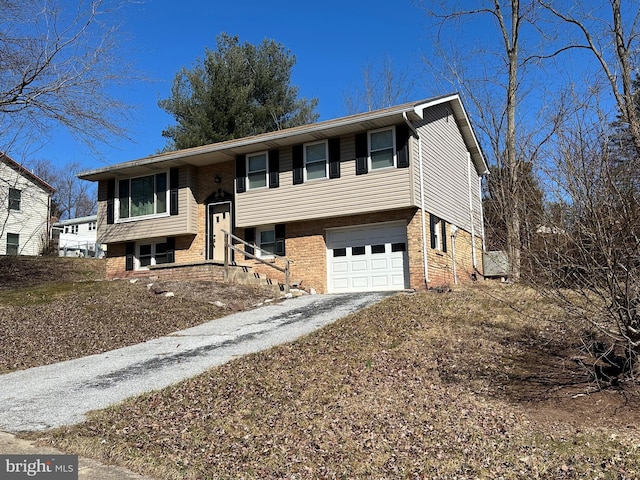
[
  {"xmin": 531, "ymin": 87, "xmax": 640, "ymax": 381},
  {"xmin": 32, "ymin": 159, "xmax": 96, "ymax": 220},
  {"xmin": 425, "ymin": 0, "xmax": 554, "ymax": 281},
  {"xmin": 539, "ymin": 0, "xmax": 640, "ymax": 158},
  {"xmin": 343, "ymin": 56, "xmax": 415, "ymax": 115},
  {"xmin": 0, "ymin": 0, "xmax": 135, "ymax": 154}
]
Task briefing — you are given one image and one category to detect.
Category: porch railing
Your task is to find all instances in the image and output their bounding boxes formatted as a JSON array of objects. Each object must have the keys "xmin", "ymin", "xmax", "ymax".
[{"xmin": 222, "ymin": 230, "xmax": 291, "ymax": 294}]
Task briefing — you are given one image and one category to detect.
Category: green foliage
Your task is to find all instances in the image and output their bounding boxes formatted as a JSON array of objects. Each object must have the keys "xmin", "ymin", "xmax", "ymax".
[{"xmin": 159, "ymin": 33, "xmax": 319, "ymax": 150}]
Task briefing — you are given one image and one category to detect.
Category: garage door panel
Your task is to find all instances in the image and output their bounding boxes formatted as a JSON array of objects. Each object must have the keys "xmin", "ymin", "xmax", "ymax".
[
  {"xmin": 371, "ymin": 275, "xmax": 391, "ymax": 287},
  {"xmin": 332, "ymin": 261, "xmax": 349, "ymax": 273},
  {"xmin": 371, "ymin": 258, "xmax": 389, "ymax": 270},
  {"xmin": 390, "ymin": 257, "xmax": 405, "ymax": 269},
  {"xmin": 351, "ymin": 260, "xmax": 368, "ymax": 272},
  {"xmin": 352, "ymin": 276, "xmax": 369, "ymax": 288},
  {"xmin": 327, "ymin": 222, "xmax": 409, "ymax": 293}
]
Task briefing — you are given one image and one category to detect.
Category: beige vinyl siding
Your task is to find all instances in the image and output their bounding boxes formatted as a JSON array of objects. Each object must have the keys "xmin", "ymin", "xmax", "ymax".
[
  {"xmin": 412, "ymin": 104, "xmax": 483, "ymax": 234},
  {"xmin": 235, "ymin": 134, "xmax": 413, "ymax": 227},
  {"xmin": 97, "ymin": 167, "xmax": 198, "ymax": 244}
]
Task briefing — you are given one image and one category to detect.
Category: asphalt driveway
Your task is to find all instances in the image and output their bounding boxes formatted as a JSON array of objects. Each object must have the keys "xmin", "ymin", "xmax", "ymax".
[{"xmin": 0, "ymin": 292, "xmax": 390, "ymax": 433}]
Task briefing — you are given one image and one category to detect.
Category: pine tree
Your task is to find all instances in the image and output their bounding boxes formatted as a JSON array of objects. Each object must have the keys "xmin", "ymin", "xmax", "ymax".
[{"xmin": 159, "ymin": 34, "xmax": 319, "ymax": 150}]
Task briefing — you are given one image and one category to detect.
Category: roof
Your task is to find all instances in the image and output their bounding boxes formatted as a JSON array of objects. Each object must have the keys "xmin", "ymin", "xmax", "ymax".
[
  {"xmin": 53, "ymin": 215, "xmax": 97, "ymax": 227},
  {"xmin": 78, "ymin": 94, "xmax": 489, "ymax": 181},
  {"xmin": 1, "ymin": 153, "xmax": 56, "ymax": 194}
]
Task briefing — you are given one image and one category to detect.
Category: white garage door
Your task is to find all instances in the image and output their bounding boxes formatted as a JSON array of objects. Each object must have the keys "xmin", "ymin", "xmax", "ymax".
[{"xmin": 326, "ymin": 222, "xmax": 409, "ymax": 293}]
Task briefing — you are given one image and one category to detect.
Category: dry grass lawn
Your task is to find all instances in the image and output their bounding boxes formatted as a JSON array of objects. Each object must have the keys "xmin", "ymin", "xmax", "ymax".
[{"xmin": 10, "ymin": 263, "xmax": 635, "ymax": 479}]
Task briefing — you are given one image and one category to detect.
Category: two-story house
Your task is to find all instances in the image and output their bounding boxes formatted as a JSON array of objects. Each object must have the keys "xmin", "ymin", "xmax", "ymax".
[
  {"xmin": 1, "ymin": 153, "xmax": 55, "ymax": 256},
  {"xmin": 78, "ymin": 94, "xmax": 488, "ymax": 293},
  {"xmin": 52, "ymin": 215, "xmax": 105, "ymax": 258}
]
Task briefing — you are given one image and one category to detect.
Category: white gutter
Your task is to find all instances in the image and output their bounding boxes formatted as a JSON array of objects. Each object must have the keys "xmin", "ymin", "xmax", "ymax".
[
  {"xmin": 479, "ymin": 178, "xmax": 486, "ymax": 254},
  {"xmin": 451, "ymin": 225, "xmax": 458, "ymax": 285},
  {"xmin": 467, "ymin": 152, "xmax": 477, "ymax": 270},
  {"xmin": 410, "ymin": 116, "xmax": 430, "ymax": 286}
]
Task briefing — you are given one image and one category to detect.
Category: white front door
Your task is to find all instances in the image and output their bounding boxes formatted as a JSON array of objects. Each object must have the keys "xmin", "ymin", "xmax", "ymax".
[
  {"xmin": 207, "ymin": 202, "xmax": 232, "ymax": 262},
  {"xmin": 326, "ymin": 222, "xmax": 409, "ymax": 293}
]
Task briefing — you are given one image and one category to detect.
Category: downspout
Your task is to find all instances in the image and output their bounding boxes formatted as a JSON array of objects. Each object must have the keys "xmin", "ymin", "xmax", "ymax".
[
  {"xmin": 404, "ymin": 112, "xmax": 429, "ymax": 286},
  {"xmin": 451, "ymin": 225, "xmax": 458, "ymax": 285},
  {"xmin": 467, "ymin": 152, "xmax": 477, "ymax": 270},
  {"xmin": 478, "ymin": 176, "xmax": 486, "ymax": 254}
]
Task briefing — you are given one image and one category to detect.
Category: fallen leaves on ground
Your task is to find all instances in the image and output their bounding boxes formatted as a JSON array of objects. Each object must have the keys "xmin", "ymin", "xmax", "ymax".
[{"xmin": 37, "ymin": 284, "xmax": 640, "ymax": 479}]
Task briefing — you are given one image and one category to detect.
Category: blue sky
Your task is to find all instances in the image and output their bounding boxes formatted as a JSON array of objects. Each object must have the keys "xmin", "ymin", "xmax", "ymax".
[{"xmin": 34, "ymin": 0, "xmax": 435, "ymax": 171}]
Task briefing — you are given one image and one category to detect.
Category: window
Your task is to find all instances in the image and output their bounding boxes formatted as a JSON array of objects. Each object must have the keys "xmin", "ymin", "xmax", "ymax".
[
  {"xmin": 8, "ymin": 188, "xmax": 21, "ymax": 211},
  {"xmin": 88, "ymin": 222, "xmax": 96, "ymax": 231},
  {"xmin": 6, "ymin": 233, "xmax": 19, "ymax": 255},
  {"xmin": 372, "ymin": 244, "xmax": 386, "ymax": 254},
  {"xmin": 138, "ymin": 241, "xmax": 170, "ymax": 269},
  {"xmin": 247, "ymin": 152, "xmax": 268, "ymax": 189},
  {"xmin": 258, "ymin": 228, "xmax": 276, "ymax": 257},
  {"xmin": 369, "ymin": 127, "xmax": 395, "ymax": 170},
  {"xmin": 305, "ymin": 141, "xmax": 328, "ymax": 180},
  {"xmin": 352, "ymin": 246, "xmax": 366, "ymax": 255},
  {"xmin": 430, "ymin": 215, "xmax": 448, "ymax": 252},
  {"xmin": 118, "ymin": 173, "xmax": 167, "ymax": 220}
]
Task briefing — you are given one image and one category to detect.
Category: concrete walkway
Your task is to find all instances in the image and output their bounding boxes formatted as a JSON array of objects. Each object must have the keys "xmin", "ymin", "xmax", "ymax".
[{"xmin": 0, "ymin": 292, "xmax": 389, "ymax": 433}]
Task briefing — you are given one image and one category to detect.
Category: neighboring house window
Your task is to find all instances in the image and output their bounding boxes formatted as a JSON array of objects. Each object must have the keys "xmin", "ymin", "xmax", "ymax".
[
  {"xmin": 247, "ymin": 152, "xmax": 268, "ymax": 189},
  {"xmin": 305, "ymin": 141, "xmax": 328, "ymax": 181},
  {"xmin": 369, "ymin": 127, "xmax": 396, "ymax": 170},
  {"xmin": 118, "ymin": 173, "xmax": 167, "ymax": 220},
  {"xmin": 138, "ymin": 241, "xmax": 170, "ymax": 268},
  {"xmin": 257, "ymin": 227, "xmax": 276, "ymax": 257},
  {"xmin": 6, "ymin": 233, "xmax": 19, "ymax": 255},
  {"xmin": 8, "ymin": 188, "xmax": 21, "ymax": 211},
  {"xmin": 88, "ymin": 222, "xmax": 96, "ymax": 231},
  {"xmin": 430, "ymin": 214, "xmax": 448, "ymax": 253}
]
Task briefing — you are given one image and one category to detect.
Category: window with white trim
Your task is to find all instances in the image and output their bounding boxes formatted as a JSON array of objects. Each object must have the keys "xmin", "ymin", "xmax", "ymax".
[
  {"xmin": 304, "ymin": 140, "xmax": 328, "ymax": 181},
  {"xmin": 369, "ymin": 127, "xmax": 396, "ymax": 170},
  {"xmin": 137, "ymin": 241, "xmax": 170, "ymax": 269},
  {"xmin": 247, "ymin": 152, "xmax": 268, "ymax": 189},
  {"xmin": 8, "ymin": 188, "xmax": 21, "ymax": 211},
  {"xmin": 6, "ymin": 233, "xmax": 19, "ymax": 255},
  {"xmin": 118, "ymin": 173, "xmax": 168, "ymax": 220}
]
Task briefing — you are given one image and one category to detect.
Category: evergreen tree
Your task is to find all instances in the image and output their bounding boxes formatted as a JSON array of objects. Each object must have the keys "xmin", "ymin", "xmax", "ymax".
[{"xmin": 159, "ymin": 34, "xmax": 319, "ymax": 150}]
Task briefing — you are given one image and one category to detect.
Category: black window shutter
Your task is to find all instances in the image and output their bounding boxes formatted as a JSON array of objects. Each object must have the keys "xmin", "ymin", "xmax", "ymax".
[
  {"xmin": 125, "ymin": 242, "xmax": 135, "ymax": 271},
  {"xmin": 106, "ymin": 179, "xmax": 115, "ymax": 225},
  {"xmin": 396, "ymin": 124, "xmax": 410, "ymax": 168},
  {"xmin": 292, "ymin": 145, "xmax": 304, "ymax": 185},
  {"xmin": 328, "ymin": 138, "xmax": 341, "ymax": 179},
  {"xmin": 268, "ymin": 149, "xmax": 280, "ymax": 188},
  {"xmin": 236, "ymin": 155, "xmax": 246, "ymax": 193},
  {"xmin": 441, "ymin": 220, "xmax": 448, "ymax": 253},
  {"xmin": 167, "ymin": 237, "xmax": 176, "ymax": 263},
  {"xmin": 170, "ymin": 168, "xmax": 179, "ymax": 215},
  {"xmin": 429, "ymin": 214, "xmax": 437, "ymax": 249},
  {"xmin": 245, "ymin": 227, "xmax": 255, "ymax": 259},
  {"xmin": 355, "ymin": 132, "xmax": 368, "ymax": 175},
  {"xmin": 275, "ymin": 224, "xmax": 286, "ymax": 256}
]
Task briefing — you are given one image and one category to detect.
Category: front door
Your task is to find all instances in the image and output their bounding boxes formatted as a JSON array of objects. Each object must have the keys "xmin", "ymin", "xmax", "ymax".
[{"xmin": 207, "ymin": 202, "xmax": 232, "ymax": 262}]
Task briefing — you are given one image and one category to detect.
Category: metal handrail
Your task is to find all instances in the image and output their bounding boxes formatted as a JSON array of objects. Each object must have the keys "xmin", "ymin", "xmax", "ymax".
[{"xmin": 222, "ymin": 230, "xmax": 291, "ymax": 294}]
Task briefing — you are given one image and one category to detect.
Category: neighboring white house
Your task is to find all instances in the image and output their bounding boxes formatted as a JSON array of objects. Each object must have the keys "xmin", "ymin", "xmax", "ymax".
[
  {"xmin": 52, "ymin": 215, "xmax": 105, "ymax": 257},
  {"xmin": 0, "ymin": 153, "xmax": 55, "ymax": 256}
]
